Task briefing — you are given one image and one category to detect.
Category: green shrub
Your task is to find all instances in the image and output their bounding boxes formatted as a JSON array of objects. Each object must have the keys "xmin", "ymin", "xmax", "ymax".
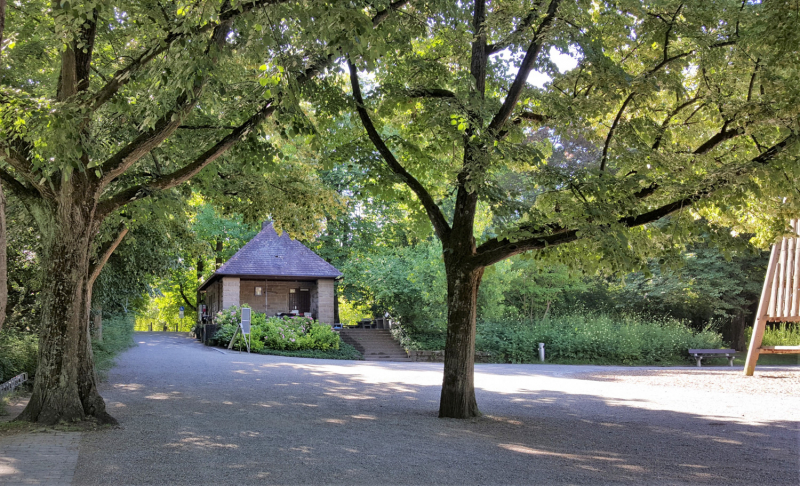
[
  {"xmin": 259, "ymin": 341, "xmax": 362, "ymax": 360},
  {"xmin": 212, "ymin": 308, "xmax": 341, "ymax": 352},
  {"xmin": 398, "ymin": 313, "xmax": 725, "ymax": 365},
  {"xmin": 0, "ymin": 313, "xmax": 134, "ymax": 384},
  {"xmin": 93, "ymin": 313, "xmax": 135, "ymax": 379},
  {"xmin": 0, "ymin": 329, "xmax": 38, "ymax": 382},
  {"xmin": 744, "ymin": 323, "xmax": 800, "ymax": 346}
]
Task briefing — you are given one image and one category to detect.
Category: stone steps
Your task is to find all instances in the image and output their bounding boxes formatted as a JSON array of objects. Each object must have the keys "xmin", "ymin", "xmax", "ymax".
[{"xmin": 339, "ymin": 329, "xmax": 411, "ymax": 362}]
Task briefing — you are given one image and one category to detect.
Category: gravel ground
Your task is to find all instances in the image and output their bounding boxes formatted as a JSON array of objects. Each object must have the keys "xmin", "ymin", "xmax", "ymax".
[{"xmin": 73, "ymin": 333, "xmax": 799, "ymax": 485}]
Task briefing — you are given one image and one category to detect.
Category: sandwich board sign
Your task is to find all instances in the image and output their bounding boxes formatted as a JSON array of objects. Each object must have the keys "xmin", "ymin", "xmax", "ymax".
[
  {"xmin": 240, "ymin": 307, "xmax": 251, "ymax": 335},
  {"xmin": 227, "ymin": 307, "xmax": 252, "ymax": 353}
]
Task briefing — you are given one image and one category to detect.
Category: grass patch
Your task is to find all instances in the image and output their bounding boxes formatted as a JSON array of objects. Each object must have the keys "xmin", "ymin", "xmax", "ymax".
[
  {"xmin": 745, "ymin": 322, "xmax": 800, "ymax": 347},
  {"xmin": 0, "ymin": 420, "xmax": 36, "ymax": 437},
  {"xmin": 258, "ymin": 341, "xmax": 363, "ymax": 360}
]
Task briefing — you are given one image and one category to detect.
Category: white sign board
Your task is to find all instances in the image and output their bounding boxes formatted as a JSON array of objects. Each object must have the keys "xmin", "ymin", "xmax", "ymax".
[{"xmin": 240, "ymin": 307, "xmax": 251, "ymax": 335}]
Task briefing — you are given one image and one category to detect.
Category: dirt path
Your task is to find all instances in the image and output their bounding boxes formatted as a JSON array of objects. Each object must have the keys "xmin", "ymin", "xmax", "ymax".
[{"xmin": 64, "ymin": 333, "xmax": 799, "ymax": 485}]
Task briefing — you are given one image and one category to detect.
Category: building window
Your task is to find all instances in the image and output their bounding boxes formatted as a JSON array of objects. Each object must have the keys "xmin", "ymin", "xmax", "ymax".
[{"xmin": 255, "ymin": 287, "xmax": 262, "ymax": 296}]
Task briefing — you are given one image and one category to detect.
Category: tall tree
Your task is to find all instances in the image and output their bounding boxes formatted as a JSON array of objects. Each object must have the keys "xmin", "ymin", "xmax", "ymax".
[
  {"xmin": 0, "ymin": 0, "xmax": 409, "ymax": 424},
  {"xmin": 0, "ymin": 0, "xmax": 7, "ymax": 331},
  {"xmin": 332, "ymin": 0, "xmax": 800, "ymax": 417}
]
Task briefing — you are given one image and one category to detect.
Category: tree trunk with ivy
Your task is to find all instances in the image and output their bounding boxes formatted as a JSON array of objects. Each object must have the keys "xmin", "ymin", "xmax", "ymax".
[{"xmin": 18, "ymin": 196, "xmax": 113, "ymax": 424}]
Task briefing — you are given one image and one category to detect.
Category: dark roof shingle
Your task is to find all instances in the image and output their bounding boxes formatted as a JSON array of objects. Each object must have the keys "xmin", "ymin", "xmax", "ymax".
[{"xmin": 200, "ymin": 223, "xmax": 341, "ymax": 289}]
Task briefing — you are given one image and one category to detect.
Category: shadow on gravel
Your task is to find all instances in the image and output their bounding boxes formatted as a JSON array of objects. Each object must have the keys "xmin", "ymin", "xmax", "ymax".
[{"xmin": 73, "ymin": 333, "xmax": 799, "ymax": 485}]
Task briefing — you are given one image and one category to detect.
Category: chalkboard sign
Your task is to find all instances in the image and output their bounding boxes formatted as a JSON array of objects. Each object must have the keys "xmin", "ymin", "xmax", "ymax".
[{"xmin": 240, "ymin": 307, "xmax": 251, "ymax": 335}]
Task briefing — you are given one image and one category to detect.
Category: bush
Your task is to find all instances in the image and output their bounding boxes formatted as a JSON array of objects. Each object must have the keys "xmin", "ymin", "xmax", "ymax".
[
  {"xmin": 0, "ymin": 313, "xmax": 134, "ymax": 384},
  {"xmin": 398, "ymin": 313, "xmax": 725, "ymax": 365},
  {"xmin": 259, "ymin": 341, "xmax": 363, "ymax": 360},
  {"xmin": 0, "ymin": 329, "xmax": 38, "ymax": 382},
  {"xmin": 92, "ymin": 313, "xmax": 135, "ymax": 379},
  {"xmin": 211, "ymin": 307, "xmax": 341, "ymax": 352},
  {"xmin": 744, "ymin": 323, "xmax": 800, "ymax": 347}
]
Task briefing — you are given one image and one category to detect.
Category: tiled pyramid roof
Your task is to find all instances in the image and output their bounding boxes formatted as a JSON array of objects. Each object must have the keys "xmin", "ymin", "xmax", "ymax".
[{"xmin": 200, "ymin": 222, "xmax": 341, "ymax": 289}]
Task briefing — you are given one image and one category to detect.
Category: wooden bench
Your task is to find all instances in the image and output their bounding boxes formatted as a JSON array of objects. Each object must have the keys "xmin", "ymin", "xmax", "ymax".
[{"xmin": 688, "ymin": 349, "xmax": 736, "ymax": 367}]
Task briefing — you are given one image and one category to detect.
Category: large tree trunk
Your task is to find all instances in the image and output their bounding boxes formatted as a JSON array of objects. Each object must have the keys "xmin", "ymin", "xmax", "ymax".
[
  {"xmin": 439, "ymin": 260, "xmax": 484, "ymax": 418},
  {"xmin": 0, "ymin": 180, "xmax": 7, "ymax": 331},
  {"xmin": 18, "ymin": 201, "xmax": 114, "ymax": 424}
]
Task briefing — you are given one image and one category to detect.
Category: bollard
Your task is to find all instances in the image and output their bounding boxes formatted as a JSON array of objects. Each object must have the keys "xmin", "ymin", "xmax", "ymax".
[{"xmin": 538, "ymin": 343, "xmax": 545, "ymax": 362}]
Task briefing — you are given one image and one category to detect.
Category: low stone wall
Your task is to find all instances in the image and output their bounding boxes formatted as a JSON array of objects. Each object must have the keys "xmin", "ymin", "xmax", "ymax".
[{"xmin": 407, "ymin": 350, "xmax": 492, "ymax": 363}]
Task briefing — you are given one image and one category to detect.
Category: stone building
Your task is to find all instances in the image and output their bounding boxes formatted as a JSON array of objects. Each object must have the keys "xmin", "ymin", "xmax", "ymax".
[{"xmin": 197, "ymin": 222, "xmax": 341, "ymax": 324}]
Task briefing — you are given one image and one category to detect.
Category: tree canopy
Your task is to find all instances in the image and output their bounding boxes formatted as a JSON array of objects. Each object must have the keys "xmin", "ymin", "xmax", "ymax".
[{"xmin": 1, "ymin": 0, "xmax": 798, "ymax": 422}]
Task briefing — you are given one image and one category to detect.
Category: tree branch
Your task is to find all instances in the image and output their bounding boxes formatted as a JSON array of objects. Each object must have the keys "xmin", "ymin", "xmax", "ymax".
[
  {"xmin": 692, "ymin": 123, "xmax": 743, "ymax": 155},
  {"xmin": 600, "ymin": 92, "xmax": 636, "ymax": 172},
  {"xmin": 97, "ymin": 103, "xmax": 276, "ymax": 216},
  {"xmin": 178, "ymin": 282, "xmax": 197, "ymax": 311},
  {"xmin": 0, "ymin": 168, "xmax": 39, "ymax": 203},
  {"xmin": 371, "ymin": 0, "xmax": 410, "ymax": 27},
  {"xmin": 90, "ymin": 0, "xmax": 294, "ymax": 111},
  {"xmin": 348, "ymin": 60, "xmax": 451, "ymax": 240},
  {"xmin": 474, "ymin": 132, "xmax": 798, "ymax": 267},
  {"xmin": 652, "ymin": 96, "xmax": 700, "ymax": 150},
  {"xmin": 97, "ymin": 88, "xmax": 202, "ymax": 187},
  {"xmin": 88, "ymin": 226, "xmax": 128, "ymax": 289},
  {"xmin": 97, "ymin": 1, "xmax": 411, "ymax": 215},
  {"xmin": 487, "ymin": 0, "xmax": 561, "ymax": 135},
  {"xmin": 404, "ymin": 88, "xmax": 457, "ymax": 99},
  {"xmin": 485, "ymin": 0, "xmax": 545, "ymax": 55},
  {"xmin": 96, "ymin": 9, "xmax": 238, "ymax": 187}
]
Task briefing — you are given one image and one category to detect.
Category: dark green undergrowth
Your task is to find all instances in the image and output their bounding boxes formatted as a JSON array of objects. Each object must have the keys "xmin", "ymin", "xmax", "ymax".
[
  {"xmin": 0, "ymin": 313, "xmax": 134, "ymax": 385},
  {"xmin": 258, "ymin": 341, "xmax": 363, "ymax": 360},
  {"xmin": 93, "ymin": 314, "xmax": 136, "ymax": 380},
  {"xmin": 0, "ymin": 329, "xmax": 38, "ymax": 383},
  {"xmin": 395, "ymin": 313, "xmax": 725, "ymax": 365}
]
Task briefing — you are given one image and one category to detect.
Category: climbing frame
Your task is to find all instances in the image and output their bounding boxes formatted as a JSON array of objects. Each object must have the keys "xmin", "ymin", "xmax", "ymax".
[{"xmin": 744, "ymin": 219, "xmax": 800, "ymax": 375}]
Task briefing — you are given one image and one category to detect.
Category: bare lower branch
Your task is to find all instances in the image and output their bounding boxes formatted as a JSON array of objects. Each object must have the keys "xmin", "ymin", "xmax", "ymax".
[
  {"xmin": 97, "ymin": 88, "xmax": 202, "ymax": 187},
  {"xmin": 348, "ymin": 61, "xmax": 451, "ymax": 240},
  {"xmin": 178, "ymin": 282, "xmax": 197, "ymax": 311},
  {"xmin": 88, "ymin": 226, "xmax": 129, "ymax": 288},
  {"xmin": 97, "ymin": 103, "xmax": 276, "ymax": 216}
]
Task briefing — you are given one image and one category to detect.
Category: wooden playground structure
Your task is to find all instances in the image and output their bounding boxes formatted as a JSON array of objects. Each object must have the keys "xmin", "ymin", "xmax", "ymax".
[{"xmin": 744, "ymin": 219, "xmax": 800, "ymax": 375}]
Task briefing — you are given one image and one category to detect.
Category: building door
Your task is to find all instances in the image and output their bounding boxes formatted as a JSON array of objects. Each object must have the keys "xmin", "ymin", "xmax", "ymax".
[{"xmin": 289, "ymin": 289, "xmax": 311, "ymax": 314}]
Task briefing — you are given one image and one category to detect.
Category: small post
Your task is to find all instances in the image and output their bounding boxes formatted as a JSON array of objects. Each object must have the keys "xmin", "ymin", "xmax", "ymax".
[
  {"xmin": 538, "ymin": 343, "xmax": 545, "ymax": 362},
  {"xmin": 93, "ymin": 307, "xmax": 103, "ymax": 343}
]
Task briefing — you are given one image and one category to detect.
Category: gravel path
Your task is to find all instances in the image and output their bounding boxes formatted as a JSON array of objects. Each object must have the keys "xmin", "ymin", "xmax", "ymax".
[{"xmin": 73, "ymin": 333, "xmax": 799, "ymax": 485}]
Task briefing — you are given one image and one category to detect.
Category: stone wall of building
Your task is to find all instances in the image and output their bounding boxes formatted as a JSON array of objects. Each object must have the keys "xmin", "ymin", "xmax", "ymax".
[
  {"xmin": 316, "ymin": 279, "xmax": 335, "ymax": 325},
  {"xmin": 221, "ymin": 277, "xmax": 240, "ymax": 310},
  {"xmin": 239, "ymin": 279, "xmax": 268, "ymax": 313}
]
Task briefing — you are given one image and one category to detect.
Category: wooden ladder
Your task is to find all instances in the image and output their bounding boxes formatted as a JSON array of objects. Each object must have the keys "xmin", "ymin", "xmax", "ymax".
[{"xmin": 744, "ymin": 219, "xmax": 800, "ymax": 375}]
